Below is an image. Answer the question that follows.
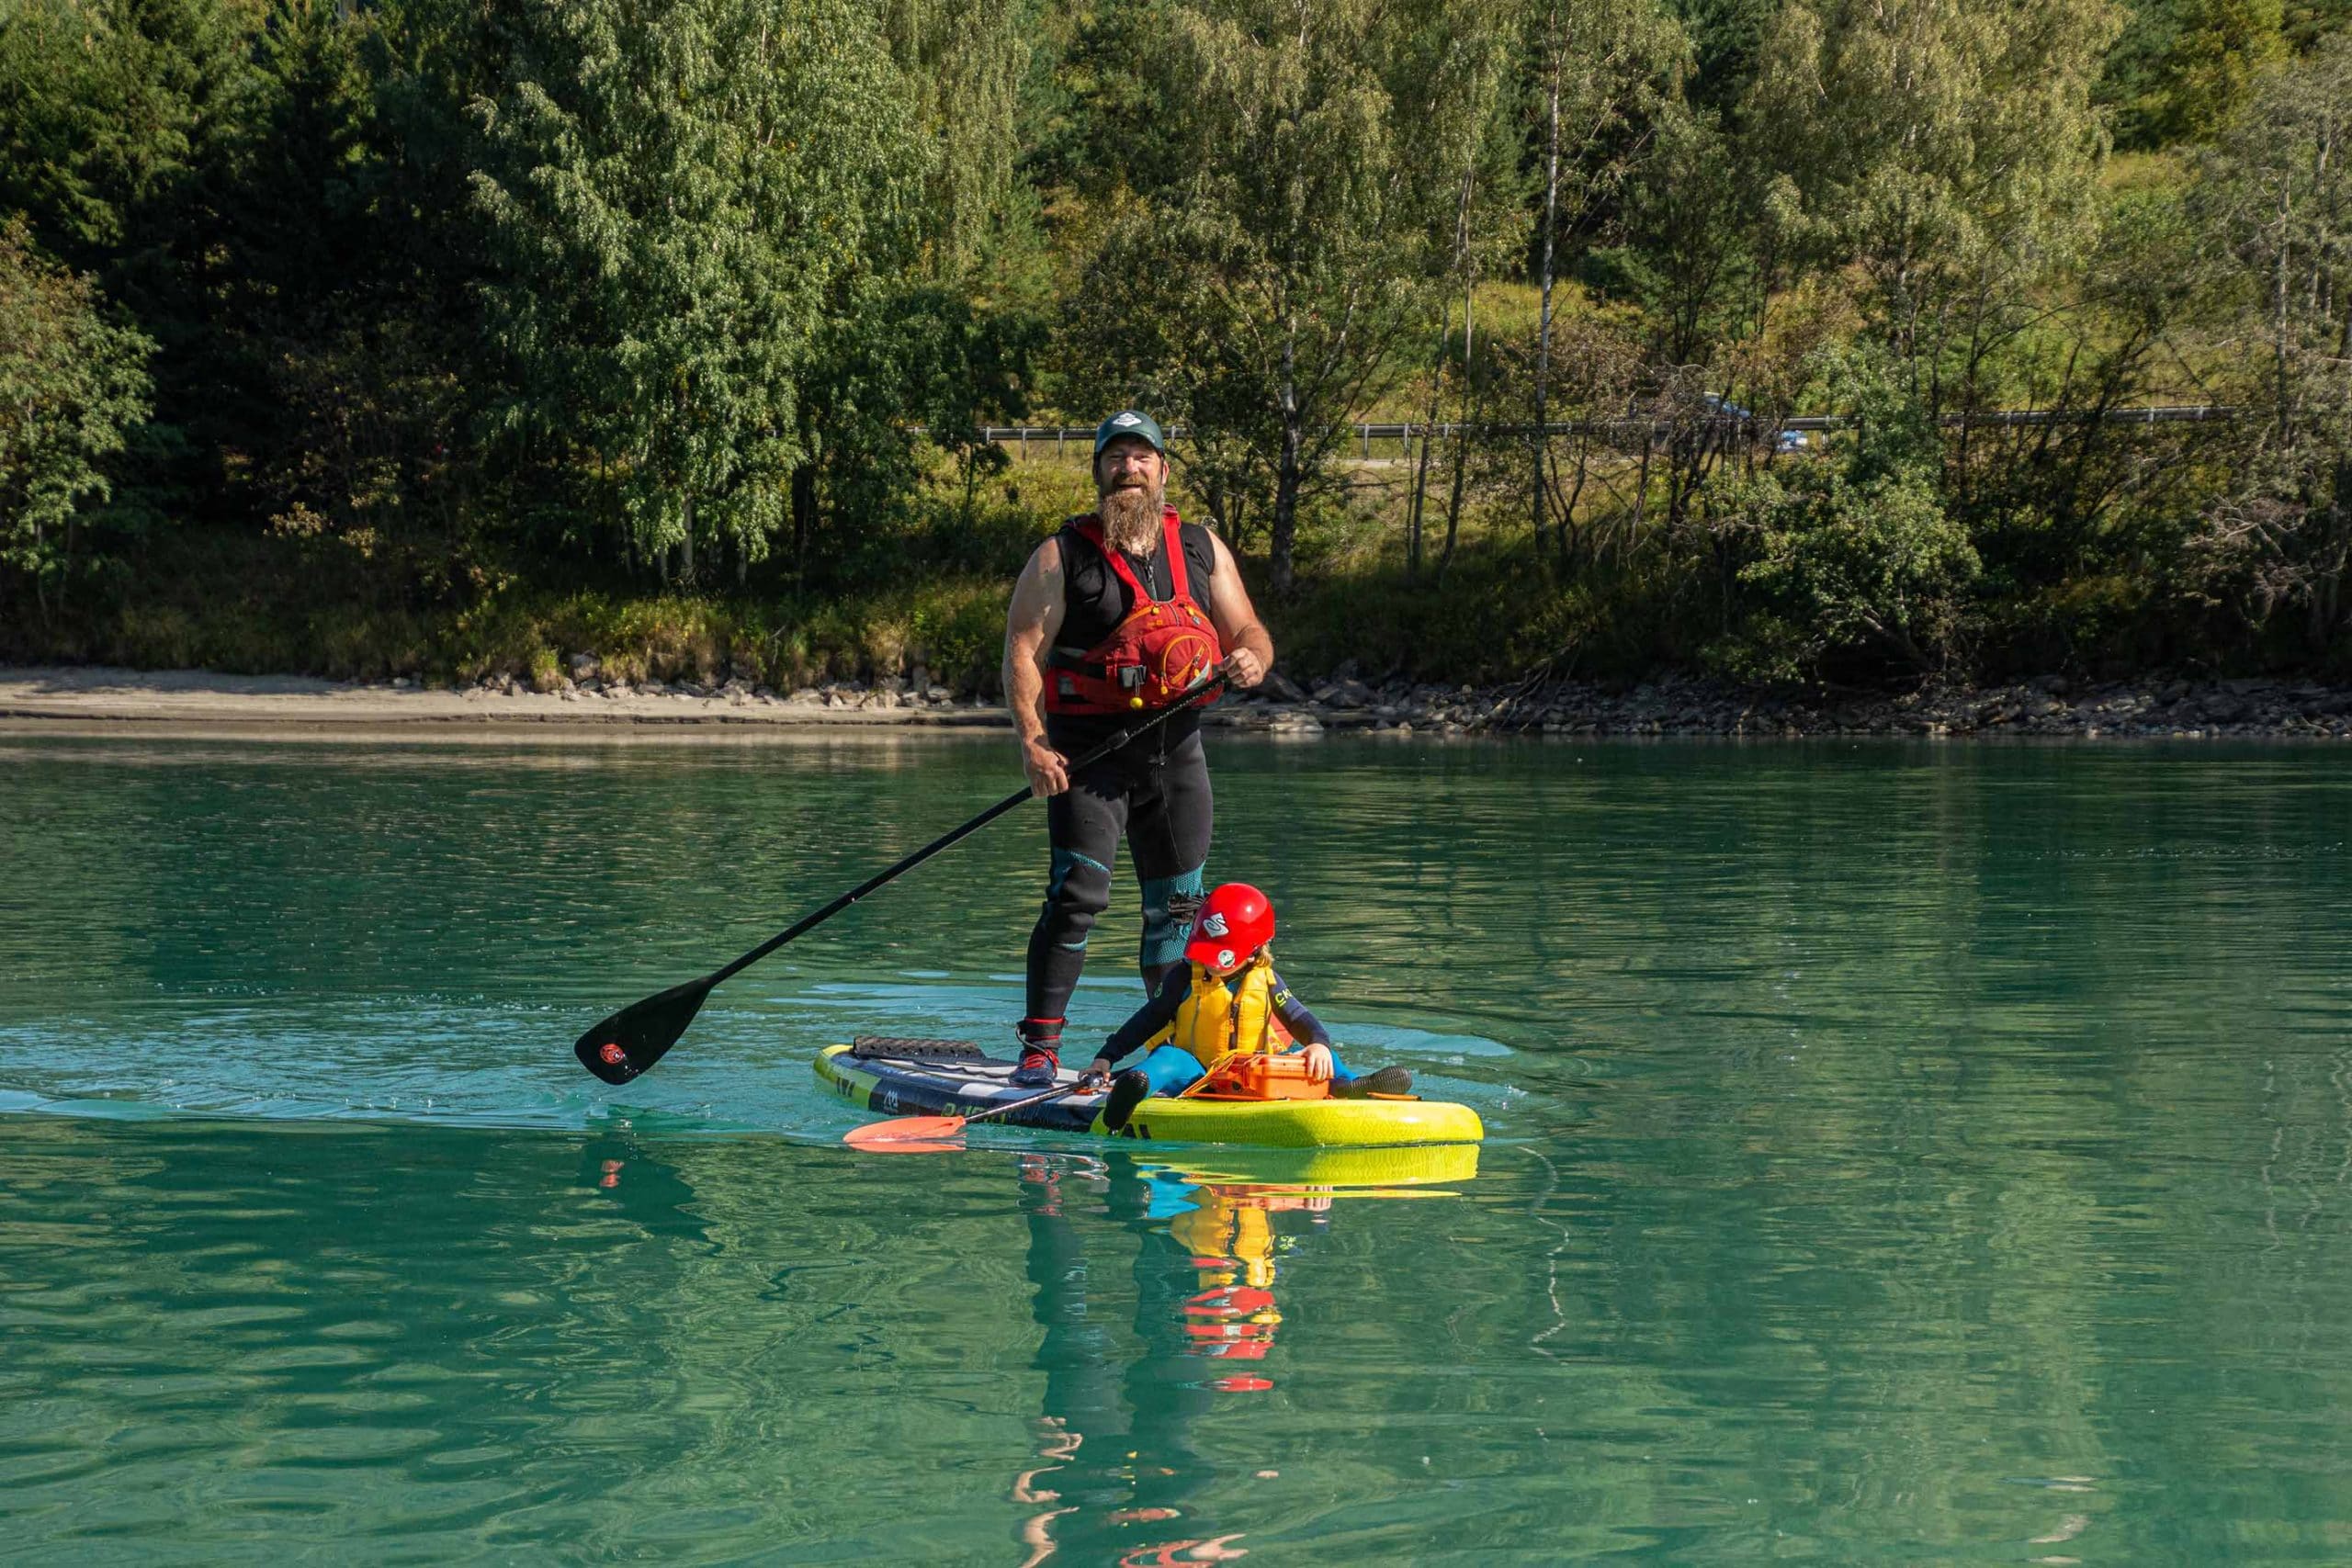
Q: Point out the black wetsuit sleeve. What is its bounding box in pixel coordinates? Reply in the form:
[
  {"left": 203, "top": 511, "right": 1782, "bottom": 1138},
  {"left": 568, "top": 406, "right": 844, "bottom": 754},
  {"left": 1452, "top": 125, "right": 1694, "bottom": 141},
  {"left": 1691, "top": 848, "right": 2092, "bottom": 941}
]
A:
[
  {"left": 1266, "top": 969, "right": 1333, "bottom": 1047},
  {"left": 1099, "top": 967, "right": 1188, "bottom": 1066}
]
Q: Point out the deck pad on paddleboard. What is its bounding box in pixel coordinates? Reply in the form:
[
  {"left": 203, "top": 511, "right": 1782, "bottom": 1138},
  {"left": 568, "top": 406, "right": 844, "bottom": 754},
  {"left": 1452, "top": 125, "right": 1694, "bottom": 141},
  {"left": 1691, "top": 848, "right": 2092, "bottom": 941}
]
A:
[{"left": 819, "top": 1040, "right": 1485, "bottom": 1148}]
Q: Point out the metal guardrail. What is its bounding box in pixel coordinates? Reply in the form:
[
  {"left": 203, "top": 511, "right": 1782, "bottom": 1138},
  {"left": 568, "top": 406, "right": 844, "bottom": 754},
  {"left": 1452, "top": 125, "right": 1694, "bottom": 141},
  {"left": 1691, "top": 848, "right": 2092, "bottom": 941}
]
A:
[{"left": 931, "top": 406, "right": 2241, "bottom": 455}]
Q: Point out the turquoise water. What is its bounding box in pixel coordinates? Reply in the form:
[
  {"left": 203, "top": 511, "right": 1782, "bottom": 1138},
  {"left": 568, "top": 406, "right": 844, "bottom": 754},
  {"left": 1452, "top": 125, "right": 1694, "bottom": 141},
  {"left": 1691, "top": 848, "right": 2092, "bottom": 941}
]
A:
[{"left": 4, "top": 732, "right": 2351, "bottom": 1561}]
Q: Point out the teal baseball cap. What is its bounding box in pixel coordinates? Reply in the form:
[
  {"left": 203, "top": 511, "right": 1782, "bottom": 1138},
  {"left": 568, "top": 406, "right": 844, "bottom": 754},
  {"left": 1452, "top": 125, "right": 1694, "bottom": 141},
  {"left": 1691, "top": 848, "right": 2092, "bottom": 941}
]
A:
[{"left": 1093, "top": 410, "right": 1166, "bottom": 457}]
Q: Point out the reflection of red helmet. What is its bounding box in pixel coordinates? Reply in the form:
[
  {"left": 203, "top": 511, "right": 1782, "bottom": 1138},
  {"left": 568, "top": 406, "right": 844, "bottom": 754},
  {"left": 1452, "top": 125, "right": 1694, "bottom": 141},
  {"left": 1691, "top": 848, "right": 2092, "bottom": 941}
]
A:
[{"left": 1185, "top": 883, "right": 1274, "bottom": 969}]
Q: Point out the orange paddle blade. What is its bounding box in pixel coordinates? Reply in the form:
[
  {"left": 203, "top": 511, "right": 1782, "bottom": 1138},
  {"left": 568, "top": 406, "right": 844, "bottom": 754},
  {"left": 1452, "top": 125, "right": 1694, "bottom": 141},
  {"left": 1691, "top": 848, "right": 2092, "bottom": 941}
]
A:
[{"left": 843, "top": 1115, "right": 968, "bottom": 1152}]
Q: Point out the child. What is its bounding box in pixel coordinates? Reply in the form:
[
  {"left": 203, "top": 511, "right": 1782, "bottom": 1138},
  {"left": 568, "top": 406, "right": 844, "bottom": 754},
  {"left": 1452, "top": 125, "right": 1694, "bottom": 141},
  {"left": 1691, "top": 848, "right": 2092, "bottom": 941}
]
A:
[{"left": 1080, "top": 882, "right": 1412, "bottom": 1132}]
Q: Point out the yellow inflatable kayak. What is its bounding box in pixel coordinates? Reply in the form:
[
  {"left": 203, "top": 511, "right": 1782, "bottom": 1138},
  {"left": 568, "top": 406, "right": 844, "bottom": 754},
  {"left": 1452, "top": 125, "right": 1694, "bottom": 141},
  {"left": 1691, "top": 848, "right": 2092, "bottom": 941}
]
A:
[{"left": 818, "top": 1038, "right": 1485, "bottom": 1149}]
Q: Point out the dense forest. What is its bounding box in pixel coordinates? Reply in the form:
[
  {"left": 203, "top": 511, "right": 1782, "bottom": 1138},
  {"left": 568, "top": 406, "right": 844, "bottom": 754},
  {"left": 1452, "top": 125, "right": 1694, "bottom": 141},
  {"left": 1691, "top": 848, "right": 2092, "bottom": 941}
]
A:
[{"left": 1, "top": 0, "right": 2347, "bottom": 691}]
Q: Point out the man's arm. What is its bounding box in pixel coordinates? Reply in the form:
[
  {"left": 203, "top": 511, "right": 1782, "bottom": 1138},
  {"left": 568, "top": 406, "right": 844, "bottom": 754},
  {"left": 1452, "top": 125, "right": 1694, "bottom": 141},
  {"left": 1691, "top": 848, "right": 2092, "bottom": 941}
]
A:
[
  {"left": 1003, "top": 537, "right": 1069, "bottom": 796},
  {"left": 1204, "top": 532, "right": 1272, "bottom": 689}
]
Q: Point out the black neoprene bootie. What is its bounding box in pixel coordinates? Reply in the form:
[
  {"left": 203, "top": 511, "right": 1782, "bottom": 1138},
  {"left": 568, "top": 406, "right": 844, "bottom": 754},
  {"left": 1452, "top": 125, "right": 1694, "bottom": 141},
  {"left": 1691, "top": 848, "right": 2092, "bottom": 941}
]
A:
[
  {"left": 1103, "top": 1070, "right": 1151, "bottom": 1132},
  {"left": 1334, "top": 1066, "right": 1413, "bottom": 1099}
]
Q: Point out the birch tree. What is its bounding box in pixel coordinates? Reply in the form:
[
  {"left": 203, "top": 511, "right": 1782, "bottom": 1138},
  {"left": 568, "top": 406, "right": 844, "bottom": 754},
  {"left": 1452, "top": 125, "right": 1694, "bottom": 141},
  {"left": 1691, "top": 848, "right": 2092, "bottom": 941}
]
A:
[
  {"left": 2193, "top": 38, "right": 2352, "bottom": 649},
  {"left": 1524, "top": 0, "right": 1682, "bottom": 556},
  {"left": 1068, "top": 0, "right": 1487, "bottom": 592},
  {"left": 1743, "top": 0, "right": 2121, "bottom": 412}
]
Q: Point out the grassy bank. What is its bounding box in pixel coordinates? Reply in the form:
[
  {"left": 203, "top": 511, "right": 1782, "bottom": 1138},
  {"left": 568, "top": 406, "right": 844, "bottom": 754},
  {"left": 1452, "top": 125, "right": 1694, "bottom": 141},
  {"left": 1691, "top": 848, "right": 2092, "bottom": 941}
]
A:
[
  {"left": 5, "top": 423, "right": 2336, "bottom": 695},
  {"left": 0, "top": 528, "right": 1016, "bottom": 694}
]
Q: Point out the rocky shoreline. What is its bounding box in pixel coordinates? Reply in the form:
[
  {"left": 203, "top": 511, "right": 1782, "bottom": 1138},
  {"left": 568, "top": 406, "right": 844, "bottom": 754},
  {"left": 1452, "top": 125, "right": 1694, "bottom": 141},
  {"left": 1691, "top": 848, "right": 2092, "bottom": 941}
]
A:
[
  {"left": 1235, "top": 668, "right": 2352, "bottom": 739},
  {"left": 1238, "top": 667, "right": 2352, "bottom": 739},
  {"left": 4, "top": 662, "right": 2348, "bottom": 739}
]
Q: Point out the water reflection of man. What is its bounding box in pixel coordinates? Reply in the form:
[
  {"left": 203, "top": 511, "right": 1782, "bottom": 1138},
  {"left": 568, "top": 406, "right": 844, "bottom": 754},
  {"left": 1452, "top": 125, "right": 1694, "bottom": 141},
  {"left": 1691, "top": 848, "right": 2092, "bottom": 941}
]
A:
[{"left": 1014, "top": 1153, "right": 1312, "bottom": 1565}]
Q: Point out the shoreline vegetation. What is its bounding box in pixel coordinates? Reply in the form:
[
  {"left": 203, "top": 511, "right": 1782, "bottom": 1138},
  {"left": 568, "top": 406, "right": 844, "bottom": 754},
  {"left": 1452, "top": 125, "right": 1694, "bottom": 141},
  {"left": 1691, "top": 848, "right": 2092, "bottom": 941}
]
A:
[
  {"left": 8, "top": 664, "right": 2348, "bottom": 740},
  {"left": 5, "top": 3, "right": 2348, "bottom": 696}
]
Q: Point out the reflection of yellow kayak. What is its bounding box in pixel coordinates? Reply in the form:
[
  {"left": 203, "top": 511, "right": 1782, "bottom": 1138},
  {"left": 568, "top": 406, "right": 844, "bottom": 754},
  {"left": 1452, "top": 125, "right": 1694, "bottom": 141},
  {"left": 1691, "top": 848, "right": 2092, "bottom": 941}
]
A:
[
  {"left": 818, "top": 1041, "right": 1486, "bottom": 1149},
  {"left": 1149, "top": 1142, "right": 1479, "bottom": 1190}
]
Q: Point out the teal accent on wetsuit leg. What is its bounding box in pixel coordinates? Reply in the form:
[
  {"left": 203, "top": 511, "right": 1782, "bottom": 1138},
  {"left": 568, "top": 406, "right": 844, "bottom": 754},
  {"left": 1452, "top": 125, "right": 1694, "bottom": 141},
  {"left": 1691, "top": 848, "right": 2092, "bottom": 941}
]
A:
[
  {"left": 1050, "top": 848, "right": 1112, "bottom": 893},
  {"left": 1139, "top": 1043, "right": 1205, "bottom": 1097},
  {"left": 1138, "top": 863, "right": 1207, "bottom": 969}
]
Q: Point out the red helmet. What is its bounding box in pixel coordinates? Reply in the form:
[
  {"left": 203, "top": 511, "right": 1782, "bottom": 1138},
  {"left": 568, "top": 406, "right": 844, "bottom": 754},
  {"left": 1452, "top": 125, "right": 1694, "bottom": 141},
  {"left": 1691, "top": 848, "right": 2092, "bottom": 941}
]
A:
[{"left": 1185, "top": 883, "right": 1274, "bottom": 969}]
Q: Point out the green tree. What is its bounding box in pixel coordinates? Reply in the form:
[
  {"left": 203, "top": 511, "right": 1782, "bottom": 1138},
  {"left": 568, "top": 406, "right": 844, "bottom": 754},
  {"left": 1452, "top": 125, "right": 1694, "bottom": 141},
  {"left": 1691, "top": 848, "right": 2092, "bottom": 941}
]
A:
[
  {"left": 1402, "top": 0, "right": 1525, "bottom": 577},
  {"left": 0, "top": 0, "right": 271, "bottom": 527},
  {"left": 0, "top": 220, "right": 155, "bottom": 615},
  {"left": 1608, "top": 104, "right": 1750, "bottom": 372},
  {"left": 2283, "top": 0, "right": 2352, "bottom": 49},
  {"left": 0, "top": 0, "right": 265, "bottom": 265},
  {"left": 2168, "top": 0, "right": 2288, "bottom": 139},
  {"left": 1523, "top": 0, "right": 1685, "bottom": 558},
  {"left": 1668, "top": 0, "right": 1777, "bottom": 111},
  {"left": 1712, "top": 347, "right": 1979, "bottom": 677},
  {"left": 1065, "top": 0, "right": 1491, "bottom": 592},
  {"left": 883, "top": 0, "right": 1038, "bottom": 280},
  {"left": 2191, "top": 38, "right": 2352, "bottom": 654},
  {"left": 470, "top": 0, "right": 919, "bottom": 580},
  {"left": 1744, "top": 0, "right": 2121, "bottom": 406},
  {"left": 2110, "top": 0, "right": 2290, "bottom": 144}
]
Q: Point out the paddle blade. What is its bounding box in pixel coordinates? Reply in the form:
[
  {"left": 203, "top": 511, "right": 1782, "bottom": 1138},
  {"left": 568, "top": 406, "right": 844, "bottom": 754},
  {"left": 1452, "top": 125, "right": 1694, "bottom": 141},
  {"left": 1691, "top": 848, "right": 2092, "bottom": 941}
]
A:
[
  {"left": 843, "top": 1115, "right": 968, "bottom": 1153},
  {"left": 572, "top": 976, "right": 715, "bottom": 1085}
]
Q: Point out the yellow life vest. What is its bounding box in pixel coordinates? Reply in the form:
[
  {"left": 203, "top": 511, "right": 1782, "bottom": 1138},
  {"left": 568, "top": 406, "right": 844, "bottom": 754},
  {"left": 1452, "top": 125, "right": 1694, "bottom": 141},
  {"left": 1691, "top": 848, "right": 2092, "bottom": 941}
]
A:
[{"left": 1149, "top": 953, "right": 1278, "bottom": 1067}]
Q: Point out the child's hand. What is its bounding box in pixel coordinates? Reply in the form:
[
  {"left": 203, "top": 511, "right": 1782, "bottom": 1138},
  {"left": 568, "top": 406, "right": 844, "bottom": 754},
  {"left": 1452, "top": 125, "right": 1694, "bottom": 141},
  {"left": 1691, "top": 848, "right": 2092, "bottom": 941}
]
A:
[{"left": 1302, "top": 1043, "right": 1334, "bottom": 1082}]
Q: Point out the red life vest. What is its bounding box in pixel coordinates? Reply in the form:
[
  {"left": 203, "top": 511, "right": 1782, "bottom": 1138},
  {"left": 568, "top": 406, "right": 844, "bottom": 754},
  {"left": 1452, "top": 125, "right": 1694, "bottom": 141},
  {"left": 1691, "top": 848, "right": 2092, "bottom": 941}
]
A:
[{"left": 1046, "top": 508, "right": 1224, "bottom": 716}]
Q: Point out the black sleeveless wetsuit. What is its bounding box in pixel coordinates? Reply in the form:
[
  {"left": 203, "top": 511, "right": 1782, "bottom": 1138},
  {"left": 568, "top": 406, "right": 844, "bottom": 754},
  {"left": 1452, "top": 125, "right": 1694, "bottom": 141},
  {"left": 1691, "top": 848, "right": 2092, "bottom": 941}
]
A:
[{"left": 1022, "top": 518, "right": 1220, "bottom": 1044}]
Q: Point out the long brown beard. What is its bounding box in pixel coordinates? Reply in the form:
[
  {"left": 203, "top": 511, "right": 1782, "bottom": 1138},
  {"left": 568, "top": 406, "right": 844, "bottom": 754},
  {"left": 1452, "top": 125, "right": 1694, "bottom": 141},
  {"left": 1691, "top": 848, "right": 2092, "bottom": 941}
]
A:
[{"left": 1097, "top": 480, "right": 1166, "bottom": 556}]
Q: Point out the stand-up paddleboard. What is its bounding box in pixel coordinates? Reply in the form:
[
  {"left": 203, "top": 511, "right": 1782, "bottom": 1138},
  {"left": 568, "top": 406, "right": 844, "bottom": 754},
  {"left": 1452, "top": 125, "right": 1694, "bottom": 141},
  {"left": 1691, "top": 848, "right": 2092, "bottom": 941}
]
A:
[{"left": 819, "top": 1038, "right": 1485, "bottom": 1149}]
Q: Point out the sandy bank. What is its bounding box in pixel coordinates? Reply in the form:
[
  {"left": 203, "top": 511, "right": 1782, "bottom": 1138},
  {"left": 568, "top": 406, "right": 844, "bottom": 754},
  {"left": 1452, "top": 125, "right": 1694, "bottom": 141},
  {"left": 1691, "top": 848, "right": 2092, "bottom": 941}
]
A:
[
  {"left": 5, "top": 664, "right": 2349, "bottom": 740},
  {"left": 0, "top": 666, "right": 1002, "bottom": 732}
]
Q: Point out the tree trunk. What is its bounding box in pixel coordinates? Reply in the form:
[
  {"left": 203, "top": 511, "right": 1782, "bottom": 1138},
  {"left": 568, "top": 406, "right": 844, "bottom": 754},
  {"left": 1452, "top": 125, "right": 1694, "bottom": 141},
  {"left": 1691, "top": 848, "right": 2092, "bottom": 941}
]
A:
[
  {"left": 1272, "top": 422, "right": 1302, "bottom": 595},
  {"left": 1439, "top": 371, "right": 1484, "bottom": 581},
  {"left": 2274, "top": 184, "right": 2295, "bottom": 446},
  {"left": 1407, "top": 303, "right": 1450, "bottom": 580},
  {"left": 1531, "top": 17, "right": 1564, "bottom": 556},
  {"left": 1631, "top": 427, "right": 1654, "bottom": 550},
  {"left": 1559, "top": 433, "right": 1591, "bottom": 562},
  {"left": 1272, "top": 324, "right": 1300, "bottom": 593},
  {"left": 790, "top": 438, "right": 817, "bottom": 589}
]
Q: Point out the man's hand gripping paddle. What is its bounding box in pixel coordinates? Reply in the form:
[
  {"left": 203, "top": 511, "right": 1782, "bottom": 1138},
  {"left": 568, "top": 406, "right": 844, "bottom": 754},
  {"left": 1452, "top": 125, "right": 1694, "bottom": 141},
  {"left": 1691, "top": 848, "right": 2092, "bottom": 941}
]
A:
[{"left": 571, "top": 670, "right": 1227, "bottom": 1088}]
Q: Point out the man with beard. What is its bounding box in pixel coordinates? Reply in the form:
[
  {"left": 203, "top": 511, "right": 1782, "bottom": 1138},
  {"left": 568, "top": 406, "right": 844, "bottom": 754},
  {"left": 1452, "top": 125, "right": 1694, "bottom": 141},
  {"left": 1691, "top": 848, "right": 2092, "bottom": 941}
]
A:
[{"left": 1001, "top": 411, "right": 1273, "bottom": 1086}]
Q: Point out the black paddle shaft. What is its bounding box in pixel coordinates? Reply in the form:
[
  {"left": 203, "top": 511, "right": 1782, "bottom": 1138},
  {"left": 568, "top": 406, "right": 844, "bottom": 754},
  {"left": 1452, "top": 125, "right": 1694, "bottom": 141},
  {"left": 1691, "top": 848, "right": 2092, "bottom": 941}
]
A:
[
  {"left": 962, "top": 1079, "right": 1089, "bottom": 1129},
  {"left": 573, "top": 670, "right": 1227, "bottom": 1085}
]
